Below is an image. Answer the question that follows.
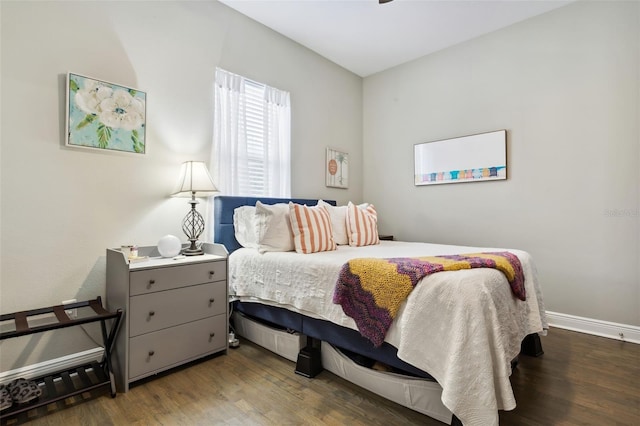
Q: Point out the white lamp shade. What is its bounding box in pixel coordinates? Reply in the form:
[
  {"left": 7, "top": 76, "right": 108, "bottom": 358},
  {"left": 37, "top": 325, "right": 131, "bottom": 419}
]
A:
[{"left": 172, "top": 161, "right": 218, "bottom": 197}]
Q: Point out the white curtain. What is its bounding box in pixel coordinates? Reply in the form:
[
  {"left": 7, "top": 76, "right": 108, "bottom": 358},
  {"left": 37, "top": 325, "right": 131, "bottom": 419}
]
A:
[
  {"left": 264, "top": 85, "right": 291, "bottom": 198},
  {"left": 211, "top": 68, "right": 291, "bottom": 197},
  {"left": 211, "top": 68, "right": 247, "bottom": 196}
]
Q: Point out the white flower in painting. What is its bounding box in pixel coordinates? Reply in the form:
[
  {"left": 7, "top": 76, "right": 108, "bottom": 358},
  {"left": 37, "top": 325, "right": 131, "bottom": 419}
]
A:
[
  {"left": 98, "top": 89, "right": 145, "bottom": 131},
  {"left": 74, "top": 80, "right": 113, "bottom": 115}
]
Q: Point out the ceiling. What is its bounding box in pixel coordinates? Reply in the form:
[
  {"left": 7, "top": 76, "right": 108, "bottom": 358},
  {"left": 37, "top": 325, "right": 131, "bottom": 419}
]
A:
[{"left": 219, "top": 0, "right": 574, "bottom": 77}]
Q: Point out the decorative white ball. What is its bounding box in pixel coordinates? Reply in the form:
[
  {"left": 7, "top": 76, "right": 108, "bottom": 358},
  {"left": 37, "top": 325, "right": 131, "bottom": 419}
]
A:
[{"left": 157, "top": 235, "right": 182, "bottom": 258}]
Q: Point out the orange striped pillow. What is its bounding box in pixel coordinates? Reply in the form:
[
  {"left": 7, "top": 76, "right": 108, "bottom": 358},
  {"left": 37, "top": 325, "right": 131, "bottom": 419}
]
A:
[
  {"left": 346, "top": 202, "right": 380, "bottom": 247},
  {"left": 289, "top": 203, "right": 337, "bottom": 254}
]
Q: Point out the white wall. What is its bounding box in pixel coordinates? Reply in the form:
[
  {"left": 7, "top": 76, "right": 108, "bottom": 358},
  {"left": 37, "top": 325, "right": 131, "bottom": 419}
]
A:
[
  {"left": 0, "top": 0, "right": 362, "bottom": 370},
  {"left": 2, "top": 0, "right": 636, "bottom": 374},
  {"left": 363, "top": 0, "right": 639, "bottom": 326}
]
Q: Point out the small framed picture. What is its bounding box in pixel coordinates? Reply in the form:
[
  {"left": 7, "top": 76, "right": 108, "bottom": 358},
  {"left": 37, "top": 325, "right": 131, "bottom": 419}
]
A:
[
  {"left": 66, "top": 72, "right": 147, "bottom": 154},
  {"left": 326, "top": 147, "right": 349, "bottom": 189}
]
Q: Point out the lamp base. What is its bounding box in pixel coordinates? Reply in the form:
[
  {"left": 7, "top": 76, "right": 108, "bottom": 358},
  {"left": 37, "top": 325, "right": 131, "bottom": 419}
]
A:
[
  {"left": 182, "top": 247, "right": 204, "bottom": 256},
  {"left": 181, "top": 193, "right": 206, "bottom": 256}
]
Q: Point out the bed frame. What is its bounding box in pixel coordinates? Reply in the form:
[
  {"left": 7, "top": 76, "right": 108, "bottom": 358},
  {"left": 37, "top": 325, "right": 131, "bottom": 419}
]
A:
[{"left": 213, "top": 195, "right": 543, "bottom": 426}]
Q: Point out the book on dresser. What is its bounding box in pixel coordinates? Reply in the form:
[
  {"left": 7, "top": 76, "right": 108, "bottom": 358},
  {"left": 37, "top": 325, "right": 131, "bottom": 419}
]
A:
[{"left": 106, "top": 242, "right": 228, "bottom": 392}]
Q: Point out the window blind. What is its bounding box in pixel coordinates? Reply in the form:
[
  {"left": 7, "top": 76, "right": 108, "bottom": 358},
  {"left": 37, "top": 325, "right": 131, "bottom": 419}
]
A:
[{"left": 212, "top": 68, "right": 291, "bottom": 198}]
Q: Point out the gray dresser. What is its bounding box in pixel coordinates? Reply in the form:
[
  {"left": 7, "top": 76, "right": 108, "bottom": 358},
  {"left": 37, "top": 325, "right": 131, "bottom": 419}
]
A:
[{"left": 106, "top": 242, "right": 228, "bottom": 392}]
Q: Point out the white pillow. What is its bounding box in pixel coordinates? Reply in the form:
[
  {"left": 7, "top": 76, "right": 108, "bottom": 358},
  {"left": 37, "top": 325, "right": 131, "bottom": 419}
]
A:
[
  {"left": 346, "top": 202, "right": 380, "bottom": 247},
  {"left": 289, "top": 202, "right": 336, "bottom": 254},
  {"left": 254, "top": 201, "right": 294, "bottom": 253},
  {"left": 233, "top": 206, "right": 258, "bottom": 248},
  {"left": 318, "top": 200, "right": 349, "bottom": 245}
]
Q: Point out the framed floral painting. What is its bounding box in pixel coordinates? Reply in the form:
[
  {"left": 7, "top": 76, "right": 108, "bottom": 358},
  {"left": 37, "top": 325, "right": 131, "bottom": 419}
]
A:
[
  {"left": 326, "top": 147, "right": 348, "bottom": 189},
  {"left": 66, "top": 72, "right": 146, "bottom": 154}
]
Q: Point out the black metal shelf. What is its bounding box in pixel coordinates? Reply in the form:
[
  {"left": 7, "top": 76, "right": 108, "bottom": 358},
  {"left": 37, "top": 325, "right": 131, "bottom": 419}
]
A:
[{"left": 0, "top": 297, "right": 122, "bottom": 421}]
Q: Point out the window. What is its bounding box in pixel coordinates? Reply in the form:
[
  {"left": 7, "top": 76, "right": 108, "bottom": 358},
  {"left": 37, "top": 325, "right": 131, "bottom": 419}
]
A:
[{"left": 211, "top": 68, "right": 291, "bottom": 197}]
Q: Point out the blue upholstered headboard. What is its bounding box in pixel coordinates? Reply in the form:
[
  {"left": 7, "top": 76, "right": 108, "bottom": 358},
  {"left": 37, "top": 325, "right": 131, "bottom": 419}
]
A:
[{"left": 213, "top": 196, "right": 336, "bottom": 254}]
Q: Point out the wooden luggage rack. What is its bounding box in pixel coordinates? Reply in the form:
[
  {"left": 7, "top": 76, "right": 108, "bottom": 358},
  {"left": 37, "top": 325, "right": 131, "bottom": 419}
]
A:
[{"left": 0, "top": 297, "right": 122, "bottom": 421}]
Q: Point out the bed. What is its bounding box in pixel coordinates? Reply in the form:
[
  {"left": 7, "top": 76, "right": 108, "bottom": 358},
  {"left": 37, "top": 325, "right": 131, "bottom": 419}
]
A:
[{"left": 213, "top": 195, "right": 547, "bottom": 426}]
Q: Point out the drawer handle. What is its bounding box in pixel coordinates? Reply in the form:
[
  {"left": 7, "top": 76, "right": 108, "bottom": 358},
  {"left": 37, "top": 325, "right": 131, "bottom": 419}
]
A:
[
  {"left": 209, "top": 332, "right": 215, "bottom": 341},
  {"left": 148, "top": 350, "right": 155, "bottom": 357},
  {"left": 148, "top": 279, "right": 155, "bottom": 288},
  {"left": 209, "top": 298, "right": 215, "bottom": 305},
  {"left": 148, "top": 311, "right": 155, "bottom": 317},
  {"left": 209, "top": 271, "right": 215, "bottom": 277}
]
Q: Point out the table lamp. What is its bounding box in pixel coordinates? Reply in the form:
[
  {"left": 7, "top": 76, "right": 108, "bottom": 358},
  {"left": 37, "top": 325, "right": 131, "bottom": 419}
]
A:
[{"left": 172, "top": 161, "right": 218, "bottom": 255}]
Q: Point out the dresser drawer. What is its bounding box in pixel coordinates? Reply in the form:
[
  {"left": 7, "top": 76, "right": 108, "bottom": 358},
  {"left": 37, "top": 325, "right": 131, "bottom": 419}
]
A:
[
  {"left": 128, "top": 315, "right": 226, "bottom": 380},
  {"left": 129, "top": 281, "right": 227, "bottom": 337},
  {"left": 130, "top": 261, "right": 226, "bottom": 296}
]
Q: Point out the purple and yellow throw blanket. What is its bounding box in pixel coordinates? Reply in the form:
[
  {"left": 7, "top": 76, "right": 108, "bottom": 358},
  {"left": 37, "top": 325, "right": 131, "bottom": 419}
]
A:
[{"left": 332, "top": 252, "right": 525, "bottom": 347}]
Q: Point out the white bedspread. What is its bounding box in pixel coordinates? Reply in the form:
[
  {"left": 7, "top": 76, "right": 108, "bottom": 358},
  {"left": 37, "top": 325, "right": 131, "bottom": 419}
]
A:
[{"left": 229, "top": 241, "right": 547, "bottom": 426}]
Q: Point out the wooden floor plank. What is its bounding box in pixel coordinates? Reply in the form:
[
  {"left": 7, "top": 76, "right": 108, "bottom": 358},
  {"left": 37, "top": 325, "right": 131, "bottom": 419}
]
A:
[{"left": 3, "top": 327, "right": 639, "bottom": 425}]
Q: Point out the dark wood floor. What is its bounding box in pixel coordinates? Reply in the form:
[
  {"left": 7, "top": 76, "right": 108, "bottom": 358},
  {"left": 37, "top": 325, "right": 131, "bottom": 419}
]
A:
[{"left": 3, "top": 327, "right": 639, "bottom": 425}]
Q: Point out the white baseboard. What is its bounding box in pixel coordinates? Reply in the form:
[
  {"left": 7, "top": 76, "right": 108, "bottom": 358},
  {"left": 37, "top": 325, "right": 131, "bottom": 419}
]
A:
[
  {"left": 0, "top": 347, "right": 104, "bottom": 383},
  {"left": 546, "top": 311, "right": 640, "bottom": 344},
  {"left": 2, "top": 312, "right": 637, "bottom": 383}
]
